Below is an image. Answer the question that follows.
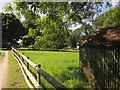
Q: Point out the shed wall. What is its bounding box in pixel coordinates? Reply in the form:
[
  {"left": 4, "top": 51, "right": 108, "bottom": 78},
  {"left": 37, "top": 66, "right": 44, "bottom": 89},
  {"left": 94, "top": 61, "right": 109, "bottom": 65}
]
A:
[{"left": 80, "top": 47, "right": 120, "bottom": 89}]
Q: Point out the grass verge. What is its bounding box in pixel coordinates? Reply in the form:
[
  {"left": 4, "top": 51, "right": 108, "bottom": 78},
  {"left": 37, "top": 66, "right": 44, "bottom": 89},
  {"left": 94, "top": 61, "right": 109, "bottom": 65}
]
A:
[
  {"left": 0, "top": 51, "right": 5, "bottom": 62},
  {"left": 0, "top": 51, "right": 2, "bottom": 61},
  {"left": 7, "top": 50, "right": 28, "bottom": 88}
]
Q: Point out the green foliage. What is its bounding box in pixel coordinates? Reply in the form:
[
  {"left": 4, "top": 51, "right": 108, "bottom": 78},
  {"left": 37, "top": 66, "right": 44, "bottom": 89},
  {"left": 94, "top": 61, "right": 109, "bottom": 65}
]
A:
[
  {"left": 34, "top": 28, "right": 67, "bottom": 50},
  {"left": 24, "top": 15, "right": 68, "bottom": 50},
  {"left": 28, "top": 28, "right": 38, "bottom": 38},
  {"left": 94, "top": 6, "right": 120, "bottom": 29},
  {"left": 22, "top": 28, "right": 41, "bottom": 47},
  {"left": 9, "top": 5, "right": 42, "bottom": 48},
  {"left": 3, "top": 3, "right": 13, "bottom": 13},
  {"left": 11, "top": 2, "right": 111, "bottom": 49},
  {"left": 69, "top": 23, "right": 95, "bottom": 47},
  {"left": 1, "top": 13, "right": 25, "bottom": 48}
]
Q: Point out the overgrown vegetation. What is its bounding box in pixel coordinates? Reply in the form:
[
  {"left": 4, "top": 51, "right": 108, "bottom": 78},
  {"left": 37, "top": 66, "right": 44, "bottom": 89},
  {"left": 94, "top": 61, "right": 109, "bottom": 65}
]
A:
[
  {"left": 7, "top": 51, "right": 28, "bottom": 88},
  {"left": 21, "top": 50, "right": 90, "bottom": 88}
]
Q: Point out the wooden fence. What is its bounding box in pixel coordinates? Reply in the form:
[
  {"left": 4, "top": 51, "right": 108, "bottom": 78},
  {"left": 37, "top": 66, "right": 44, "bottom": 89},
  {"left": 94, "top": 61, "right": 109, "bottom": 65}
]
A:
[{"left": 12, "top": 47, "right": 66, "bottom": 89}]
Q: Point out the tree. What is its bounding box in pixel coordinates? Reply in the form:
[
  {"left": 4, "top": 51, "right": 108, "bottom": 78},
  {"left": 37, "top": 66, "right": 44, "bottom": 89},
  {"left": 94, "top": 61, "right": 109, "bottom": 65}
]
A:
[
  {"left": 12, "top": 2, "right": 111, "bottom": 49},
  {"left": 14, "top": 2, "right": 104, "bottom": 29},
  {"left": 34, "top": 16, "right": 68, "bottom": 50},
  {"left": 2, "top": 13, "right": 25, "bottom": 48},
  {"left": 93, "top": 6, "right": 120, "bottom": 29},
  {"left": 22, "top": 28, "right": 41, "bottom": 47}
]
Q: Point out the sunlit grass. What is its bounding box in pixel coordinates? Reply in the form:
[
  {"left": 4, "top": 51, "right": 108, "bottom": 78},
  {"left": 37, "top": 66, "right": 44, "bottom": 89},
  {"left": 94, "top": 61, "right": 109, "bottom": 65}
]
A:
[{"left": 21, "top": 50, "right": 90, "bottom": 89}]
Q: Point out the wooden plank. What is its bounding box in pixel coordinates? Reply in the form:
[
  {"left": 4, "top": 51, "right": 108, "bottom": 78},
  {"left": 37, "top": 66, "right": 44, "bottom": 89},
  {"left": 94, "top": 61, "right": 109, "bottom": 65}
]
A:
[
  {"left": 12, "top": 50, "right": 33, "bottom": 89},
  {"left": 36, "top": 67, "right": 66, "bottom": 89},
  {"left": 12, "top": 50, "right": 41, "bottom": 89},
  {"left": 12, "top": 47, "right": 36, "bottom": 68},
  {"left": 21, "top": 54, "right": 36, "bottom": 68}
]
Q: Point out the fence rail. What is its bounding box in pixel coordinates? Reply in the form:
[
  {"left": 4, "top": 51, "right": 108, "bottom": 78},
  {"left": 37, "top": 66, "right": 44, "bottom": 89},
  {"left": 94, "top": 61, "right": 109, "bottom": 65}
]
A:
[{"left": 12, "top": 47, "right": 66, "bottom": 89}]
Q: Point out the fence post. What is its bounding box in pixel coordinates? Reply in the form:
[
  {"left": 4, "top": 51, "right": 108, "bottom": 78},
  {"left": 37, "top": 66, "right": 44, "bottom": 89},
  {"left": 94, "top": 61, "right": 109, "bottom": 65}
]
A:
[
  {"left": 19, "top": 53, "right": 21, "bottom": 60},
  {"left": 27, "top": 57, "right": 29, "bottom": 70},
  {"left": 37, "top": 64, "right": 41, "bottom": 84},
  {"left": 22, "top": 53, "right": 24, "bottom": 63},
  {"left": 26, "top": 57, "right": 30, "bottom": 80}
]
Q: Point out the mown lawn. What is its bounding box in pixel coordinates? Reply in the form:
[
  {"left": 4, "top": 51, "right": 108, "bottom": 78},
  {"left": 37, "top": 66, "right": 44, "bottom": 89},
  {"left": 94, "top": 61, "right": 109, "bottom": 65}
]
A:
[
  {"left": 21, "top": 50, "right": 90, "bottom": 89},
  {"left": 7, "top": 51, "right": 28, "bottom": 88}
]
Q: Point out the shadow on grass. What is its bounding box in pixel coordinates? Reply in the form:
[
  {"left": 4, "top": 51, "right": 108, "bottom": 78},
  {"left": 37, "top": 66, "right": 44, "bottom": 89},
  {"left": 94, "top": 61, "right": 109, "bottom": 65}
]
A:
[{"left": 56, "top": 66, "right": 90, "bottom": 89}]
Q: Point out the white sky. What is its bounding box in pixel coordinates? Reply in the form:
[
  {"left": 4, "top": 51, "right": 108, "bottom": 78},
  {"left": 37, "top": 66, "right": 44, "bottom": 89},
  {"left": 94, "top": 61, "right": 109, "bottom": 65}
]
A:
[
  {"left": 111, "top": 0, "right": 119, "bottom": 7},
  {"left": 0, "top": 0, "right": 11, "bottom": 12}
]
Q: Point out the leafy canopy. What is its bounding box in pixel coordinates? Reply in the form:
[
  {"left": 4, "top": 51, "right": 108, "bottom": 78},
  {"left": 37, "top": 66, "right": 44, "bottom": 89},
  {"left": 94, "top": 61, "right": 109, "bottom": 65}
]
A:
[{"left": 4, "top": 2, "right": 111, "bottom": 49}]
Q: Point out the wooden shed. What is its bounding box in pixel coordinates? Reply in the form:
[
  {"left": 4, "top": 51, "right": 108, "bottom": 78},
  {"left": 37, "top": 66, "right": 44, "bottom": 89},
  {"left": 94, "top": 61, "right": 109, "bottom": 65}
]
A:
[{"left": 79, "top": 27, "right": 120, "bottom": 89}]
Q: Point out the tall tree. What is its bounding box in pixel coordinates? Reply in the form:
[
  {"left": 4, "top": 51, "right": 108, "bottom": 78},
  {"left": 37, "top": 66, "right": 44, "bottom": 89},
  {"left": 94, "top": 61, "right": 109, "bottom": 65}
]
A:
[{"left": 2, "top": 13, "right": 25, "bottom": 48}]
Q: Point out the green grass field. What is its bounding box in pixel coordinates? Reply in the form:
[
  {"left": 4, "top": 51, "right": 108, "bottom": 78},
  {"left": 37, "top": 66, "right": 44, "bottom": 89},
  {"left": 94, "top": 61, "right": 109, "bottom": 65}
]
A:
[
  {"left": 7, "top": 51, "right": 28, "bottom": 88},
  {"left": 20, "top": 50, "right": 90, "bottom": 88}
]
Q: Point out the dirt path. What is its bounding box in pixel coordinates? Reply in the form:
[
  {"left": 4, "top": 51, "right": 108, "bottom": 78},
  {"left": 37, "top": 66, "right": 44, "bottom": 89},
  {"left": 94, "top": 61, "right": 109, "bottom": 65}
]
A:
[{"left": 0, "top": 51, "right": 9, "bottom": 89}]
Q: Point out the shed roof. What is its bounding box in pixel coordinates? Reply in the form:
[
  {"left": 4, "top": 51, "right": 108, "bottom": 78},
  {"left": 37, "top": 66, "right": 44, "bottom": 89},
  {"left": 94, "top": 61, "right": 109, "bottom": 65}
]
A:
[{"left": 80, "top": 27, "right": 120, "bottom": 48}]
